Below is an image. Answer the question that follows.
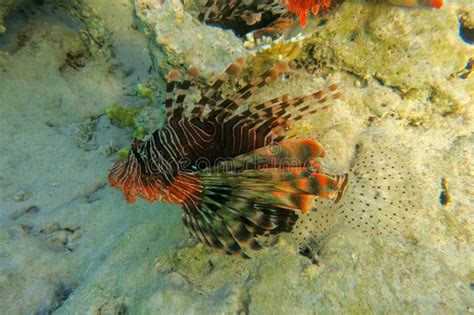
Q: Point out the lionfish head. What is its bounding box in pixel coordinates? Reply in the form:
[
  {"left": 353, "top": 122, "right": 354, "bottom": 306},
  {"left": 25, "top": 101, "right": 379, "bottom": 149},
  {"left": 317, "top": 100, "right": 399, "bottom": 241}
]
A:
[{"left": 108, "top": 140, "right": 165, "bottom": 204}]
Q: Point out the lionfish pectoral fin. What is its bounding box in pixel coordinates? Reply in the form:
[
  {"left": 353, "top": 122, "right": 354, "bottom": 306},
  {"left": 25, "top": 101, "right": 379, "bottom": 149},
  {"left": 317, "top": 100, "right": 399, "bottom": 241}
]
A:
[
  {"left": 185, "top": 171, "right": 303, "bottom": 257},
  {"left": 208, "top": 139, "right": 326, "bottom": 172},
  {"left": 186, "top": 167, "right": 349, "bottom": 257},
  {"left": 271, "top": 170, "right": 349, "bottom": 210}
]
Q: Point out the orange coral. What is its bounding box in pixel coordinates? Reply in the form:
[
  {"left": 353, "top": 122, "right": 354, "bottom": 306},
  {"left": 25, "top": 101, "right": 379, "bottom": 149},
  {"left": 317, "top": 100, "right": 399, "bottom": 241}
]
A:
[{"left": 282, "top": 0, "right": 332, "bottom": 28}]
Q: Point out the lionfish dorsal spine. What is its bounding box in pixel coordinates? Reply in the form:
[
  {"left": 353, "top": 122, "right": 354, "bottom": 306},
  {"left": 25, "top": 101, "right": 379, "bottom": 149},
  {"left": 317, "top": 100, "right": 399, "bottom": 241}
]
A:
[
  {"left": 210, "top": 60, "right": 290, "bottom": 122},
  {"left": 191, "top": 56, "right": 246, "bottom": 118}
]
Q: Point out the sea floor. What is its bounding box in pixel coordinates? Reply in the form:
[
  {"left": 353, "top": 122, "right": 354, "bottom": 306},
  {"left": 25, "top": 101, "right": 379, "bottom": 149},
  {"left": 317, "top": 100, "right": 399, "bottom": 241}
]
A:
[{"left": 0, "top": 0, "right": 473, "bottom": 314}]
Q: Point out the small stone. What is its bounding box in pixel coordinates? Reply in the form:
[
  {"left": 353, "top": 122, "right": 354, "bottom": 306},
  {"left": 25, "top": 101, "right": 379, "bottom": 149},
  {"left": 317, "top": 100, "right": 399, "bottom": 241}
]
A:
[
  {"left": 40, "top": 223, "right": 61, "bottom": 235},
  {"left": 19, "top": 224, "right": 33, "bottom": 235},
  {"left": 155, "top": 257, "right": 174, "bottom": 275},
  {"left": 168, "top": 272, "right": 186, "bottom": 286},
  {"left": 302, "top": 264, "right": 319, "bottom": 280},
  {"left": 101, "top": 141, "right": 117, "bottom": 157},
  {"left": 51, "top": 230, "right": 68, "bottom": 245},
  {"left": 13, "top": 190, "right": 31, "bottom": 202},
  {"left": 62, "top": 224, "right": 76, "bottom": 232},
  {"left": 70, "top": 230, "right": 82, "bottom": 241},
  {"left": 24, "top": 205, "right": 39, "bottom": 214},
  {"left": 354, "top": 80, "right": 362, "bottom": 88},
  {"left": 9, "top": 205, "right": 39, "bottom": 220}
]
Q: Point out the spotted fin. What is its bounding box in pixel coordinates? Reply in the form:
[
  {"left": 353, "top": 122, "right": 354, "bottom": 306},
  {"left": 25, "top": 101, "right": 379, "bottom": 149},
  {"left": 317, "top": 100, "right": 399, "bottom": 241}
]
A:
[{"left": 290, "top": 136, "right": 425, "bottom": 254}]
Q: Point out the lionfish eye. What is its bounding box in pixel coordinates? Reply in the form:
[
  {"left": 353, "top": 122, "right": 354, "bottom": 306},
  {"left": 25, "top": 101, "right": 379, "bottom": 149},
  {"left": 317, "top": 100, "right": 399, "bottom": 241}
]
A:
[
  {"left": 130, "top": 140, "right": 146, "bottom": 161},
  {"left": 131, "top": 147, "right": 141, "bottom": 160}
]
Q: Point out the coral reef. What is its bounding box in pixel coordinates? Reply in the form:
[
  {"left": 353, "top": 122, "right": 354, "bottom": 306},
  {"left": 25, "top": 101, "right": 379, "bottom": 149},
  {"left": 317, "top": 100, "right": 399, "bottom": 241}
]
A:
[
  {"left": 300, "top": 0, "right": 473, "bottom": 93},
  {"left": 132, "top": 0, "right": 247, "bottom": 77},
  {"left": 248, "top": 34, "right": 306, "bottom": 71}
]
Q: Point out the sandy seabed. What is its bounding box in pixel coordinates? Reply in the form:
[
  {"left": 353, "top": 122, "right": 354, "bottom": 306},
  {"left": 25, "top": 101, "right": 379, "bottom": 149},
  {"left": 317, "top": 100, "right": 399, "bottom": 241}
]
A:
[{"left": 0, "top": 0, "right": 473, "bottom": 314}]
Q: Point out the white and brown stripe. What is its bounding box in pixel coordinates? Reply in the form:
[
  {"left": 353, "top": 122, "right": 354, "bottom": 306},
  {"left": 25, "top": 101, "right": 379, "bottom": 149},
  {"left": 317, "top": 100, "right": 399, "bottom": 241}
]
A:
[{"left": 108, "top": 58, "right": 345, "bottom": 258}]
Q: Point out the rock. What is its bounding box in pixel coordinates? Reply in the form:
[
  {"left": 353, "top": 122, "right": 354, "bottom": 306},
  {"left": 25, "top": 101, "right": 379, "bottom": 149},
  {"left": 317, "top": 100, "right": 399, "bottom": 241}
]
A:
[
  {"left": 40, "top": 223, "right": 61, "bottom": 235},
  {"left": 9, "top": 205, "right": 39, "bottom": 220},
  {"left": 23, "top": 205, "right": 39, "bottom": 214},
  {"left": 131, "top": 0, "right": 247, "bottom": 78},
  {"left": 0, "top": 0, "right": 27, "bottom": 34},
  {"left": 302, "top": 0, "right": 474, "bottom": 94},
  {"left": 51, "top": 230, "right": 69, "bottom": 246},
  {"left": 13, "top": 190, "right": 31, "bottom": 202}
]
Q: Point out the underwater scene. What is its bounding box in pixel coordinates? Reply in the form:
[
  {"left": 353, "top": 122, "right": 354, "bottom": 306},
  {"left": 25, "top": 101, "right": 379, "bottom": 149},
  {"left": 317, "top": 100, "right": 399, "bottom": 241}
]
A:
[{"left": 0, "top": 0, "right": 473, "bottom": 313}]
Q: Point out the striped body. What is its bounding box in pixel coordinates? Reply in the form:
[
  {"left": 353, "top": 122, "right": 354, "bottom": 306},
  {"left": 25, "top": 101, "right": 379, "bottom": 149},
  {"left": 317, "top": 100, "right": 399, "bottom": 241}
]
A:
[
  {"left": 196, "top": 0, "right": 299, "bottom": 38},
  {"left": 198, "top": 0, "right": 287, "bottom": 35},
  {"left": 109, "top": 58, "right": 348, "bottom": 257}
]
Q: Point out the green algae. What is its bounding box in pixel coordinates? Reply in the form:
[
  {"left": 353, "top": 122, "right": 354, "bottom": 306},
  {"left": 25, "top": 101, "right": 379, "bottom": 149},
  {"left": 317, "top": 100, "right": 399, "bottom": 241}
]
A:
[
  {"left": 106, "top": 104, "right": 149, "bottom": 157},
  {"left": 105, "top": 79, "right": 162, "bottom": 158},
  {"left": 106, "top": 104, "right": 141, "bottom": 128},
  {"left": 136, "top": 83, "right": 154, "bottom": 102}
]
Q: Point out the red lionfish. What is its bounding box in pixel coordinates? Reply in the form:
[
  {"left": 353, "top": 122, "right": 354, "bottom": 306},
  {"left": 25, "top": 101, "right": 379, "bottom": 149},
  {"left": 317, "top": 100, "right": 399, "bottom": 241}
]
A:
[
  {"left": 196, "top": 0, "right": 335, "bottom": 39},
  {"left": 109, "top": 58, "right": 348, "bottom": 258},
  {"left": 197, "top": 0, "right": 293, "bottom": 38}
]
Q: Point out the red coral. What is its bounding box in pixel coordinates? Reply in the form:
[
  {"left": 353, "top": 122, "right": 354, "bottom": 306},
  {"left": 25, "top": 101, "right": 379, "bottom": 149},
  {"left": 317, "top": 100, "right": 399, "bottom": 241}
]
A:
[{"left": 282, "top": 0, "right": 332, "bottom": 28}]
